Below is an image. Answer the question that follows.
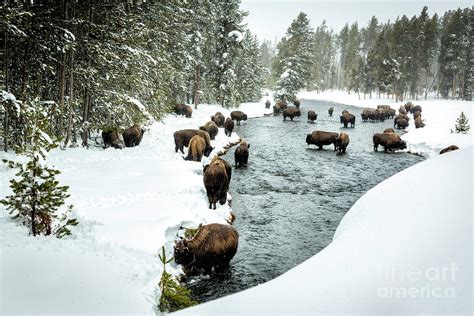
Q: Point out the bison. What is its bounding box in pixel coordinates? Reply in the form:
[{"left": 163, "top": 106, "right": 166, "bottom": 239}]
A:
[
  {"left": 404, "top": 102, "right": 413, "bottom": 113},
  {"left": 307, "top": 110, "right": 317, "bottom": 123},
  {"left": 273, "top": 104, "right": 281, "bottom": 115},
  {"left": 224, "top": 117, "right": 234, "bottom": 137},
  {"left": 234, "top": 140, "right": 250, "bottom": 168},
  {"left": 203, "top": 157, "right": 231, "bottom": 209},
  {"left": 411, "top": 105, "right": 422, "bottom": 114},
  {"left": 265, "top": 100, "right": 271, "bottom": 109},
  {"left": 413, "top": 111, "right": 422, "bottom": 120},
  {"left": 282, "top": 108, "right": 301, "bottom": 121},
  {"left": 276, "top": 100, "right": 288, "bottom": 110},
  {"left": 328, "top": 107, "right": 334, "bottom": 117},
  {"left": 293, "top": 99, "right": 301, "bottom": 108},
  {"left": 399, "top": 105, "right": 407, "bottom": 115},
  {"left": 175, "top": 103, "right": 192, "bottom": 118},
  {"left": 340, "top": 112, "right": 355, "bottom": 128},
  {"left": 306, "top": 131, "right": 339, "bottom": 150},
  {"left": 415, "top": 116, "right": 425, "bottom": 129},
  {"left": 102, "top": 128, "right": 124, "bottom": 149},
  {"left": 183, "top": 135, "right": 206, "bottom": 162},
  {"left": 383, "top": 128, "right": 396, "bottom": 134},
  {"left": 373, "top": 133, "right": 407, "bottom": 153},
  {"left": 335, "top": 132, "right": 349, "bottom": 155},
  {"left": 230, "top": 110, "right": 248, "bottom": 126},
  {"left": 122, "top": 124, "right": 145, "bottom": 147},
  {"left": 439, "top": 145, "right": 459, "bottom": 155},
  {"left": 199, "top": 121, "right": 219, "bottom": 140},
  {"left": 211, "top": 112, "right": 225, "bottom": 127},
  {"left": 174, "top": 223, "right": 238, "bottom": 275},
  {"left": 395, "top": 118, "right": 409, "bottom": 129},
  {"left": 173, "top": 129, "right": 213, "bottom": 156}
]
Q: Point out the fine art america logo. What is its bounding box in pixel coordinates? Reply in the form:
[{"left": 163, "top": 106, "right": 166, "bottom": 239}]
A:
[{"left": 377, "top": 263, "right": 457, "bottom": 299}]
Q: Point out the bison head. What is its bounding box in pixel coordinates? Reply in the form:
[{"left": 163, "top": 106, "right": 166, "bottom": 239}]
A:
[
  {"left": 399, "top": 140, "right": 407, "bottom": 150},
  {"left": 174, "top": 239, "right": 193, "bottom": 265},
  {"left": 306, "top": 134, "right": 312, "bottom": 145}
]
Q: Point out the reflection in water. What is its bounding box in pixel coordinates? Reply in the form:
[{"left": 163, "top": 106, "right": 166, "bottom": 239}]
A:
[{"left": 187, "top": 100, "right": 424, "bottom": 302}]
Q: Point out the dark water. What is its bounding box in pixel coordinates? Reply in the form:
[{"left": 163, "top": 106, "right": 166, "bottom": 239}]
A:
[{"left": 187, "top": 100, "right": 424, "bottom": 302}]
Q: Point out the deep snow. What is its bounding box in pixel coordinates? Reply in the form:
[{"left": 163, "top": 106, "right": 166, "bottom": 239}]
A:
[
  {"left": 0, "top": 102, "right": 270, "bottom": 314},
  {"left": 297, "top": 90, "right": 473, "bottom": 157},
  {"left": 176, "top": 146, "right": 473, "bottom": 315}
]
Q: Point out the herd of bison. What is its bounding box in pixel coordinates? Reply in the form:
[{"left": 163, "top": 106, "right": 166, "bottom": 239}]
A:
[{"left": 100, "top": 100, "right": 459, "bottom": 277}]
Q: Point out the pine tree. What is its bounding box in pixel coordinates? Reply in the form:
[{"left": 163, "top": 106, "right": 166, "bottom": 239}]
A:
[
  {"left": 157, "top": 246, "right": 198, "bottom": 313},
  {"left": 1, "top": 99, "right": 77, "bottom": 237},
  {"left": 451, "top": 112, "right": 470, "bottom": 134}
]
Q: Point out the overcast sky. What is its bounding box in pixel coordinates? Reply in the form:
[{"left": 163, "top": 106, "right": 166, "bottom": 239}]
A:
[{"left": 241, "top": 0, "right": 472, "bottom": 42}]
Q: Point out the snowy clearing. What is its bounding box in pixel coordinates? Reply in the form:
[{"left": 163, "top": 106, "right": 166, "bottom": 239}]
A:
[
  {"left": 298, "top": 90, "right": 473, "bottom": 156},
  {"left": 0, "top": 102, "right": 269, "bottom": 314},
  {"left": 176, "top": 146, "right": 473, "bottom": 315}
]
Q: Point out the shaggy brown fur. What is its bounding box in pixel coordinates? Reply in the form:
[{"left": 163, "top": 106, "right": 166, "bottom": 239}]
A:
[
  {"left": 395, "top": 118, "right": 409, "bottom": 129},
  {"left": 336, "top": 132, "right": 349, "bottom": 155},
  {"left": 230, "top": 110, "right": 248, "bottom": 125},
  {"left": 276, "top": 100, "right": 288, "bottom": 110},
  {"left": 173, "top": 129, "right": 213, "bottom": 156},
  {"left": 293, "top": 99, "right": 301, "bottom": 108},
  {"left": 342, "top": 110, "right": 349, "bottom": 115},
  {"left": 203, "top": 157, "right": 231, "bottom": 209},
  {"left": 174, "top": 223, "right": 239, "bottom": 275},
  {"left": 340, "top": 112, "right": 356, "bottom": 128},
  {"left": 224, "top": 117, "right": 234, "bottom": 136},
  {"left": 282, "top": 108, "right": 301, "bottom": 121},
  {"left": 415, "top": 116, "right": 425, "bottom": 128},
  {"left": 307, "top": 110, "right": 317, "bottom": 122},
  {"left": 199, "top": 121, "right": 219, "bottom": 140},
  {"left": 439, "top": 145, "right": 459, "bottom": 155},
  {"left": 383, "top": 128, "right": 396, "bottom": 134},
  {"left": 404, "top": 102, "right": 413, "bottom": 113},
  {"left": 413, "top": 111, "right": 422, "bottom": 120},
  {"left": 411, "top": 105, "right": 422, "bottom": 114},
  {"left": 211, "top": 112, "right": 225, "bottom": 127},
  {"left": 175, "top": 103, "right": 193, "bottom": 118},
  {"left": 399, "top": 105, "right": 407, "bottom": 115},
  {"left": 306, "top": 131, "right": 339, "bottom": 150},
  {"left": 328, "top": 107, "right": 334, "bottom": 117},
  {"left": 234, "top": 141, "right": 250, "bottom": 168},
  {"left": 184, "top": 135, "right": 206, "bottom": 162},
  {"left": 102, "top": 128, "right": 124, "bottom": 149},
  {"left": 373, "top": 133, "right": 407, "bottom": 153},
  {"left": 122, "top": 124, "right": 145, "bottom": 147}
]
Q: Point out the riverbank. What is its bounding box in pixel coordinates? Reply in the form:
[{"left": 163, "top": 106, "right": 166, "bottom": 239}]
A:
[
  {"left": 0, "top": 102, "right": 269, "bottom": 314},
  {"left": 297, "top": 90, "right": 473, "bottom": 156},
  {"left": 176, "top": 146, "right": 473, "bottom": 315}
]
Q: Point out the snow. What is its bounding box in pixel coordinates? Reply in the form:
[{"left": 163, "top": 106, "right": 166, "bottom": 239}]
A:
[
  {"left": 228, "top": 30, "right": 243, "bottom": 42},
  {"left": 176, "top": 147, "right": 473, "bottom": 315},
  {"left": 297, "top": 90, "right": 473, "bottom": 156},
  {"left": 0, "top": 101, "right": 270, "bottom": 314}
]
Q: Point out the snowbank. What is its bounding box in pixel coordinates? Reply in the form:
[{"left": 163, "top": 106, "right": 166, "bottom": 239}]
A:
[
  {"left": 0, "top": 101, "right": 269, "bottom": 314},
  {"left": 298, "top": 90, "right": 473, "bottom": 156},
  {"left": 176, "top": 147, "right": 473, "bottom": 315}
]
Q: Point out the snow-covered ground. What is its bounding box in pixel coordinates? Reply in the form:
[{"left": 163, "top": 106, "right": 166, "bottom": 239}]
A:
[
  {"left": 176, "top": 146, "right": 473, "bottom": 315},
  {"left": 0, "top": 102, "right": 269, "bottom": 314},
  {"left": 298, "top": 90, "right": 473, "bottom": 157}
]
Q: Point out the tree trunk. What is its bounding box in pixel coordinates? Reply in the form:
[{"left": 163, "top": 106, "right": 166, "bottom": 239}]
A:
[
  {"left": 81, "top": 90, "right": 90, "bottom": 147},
  {"left": 58, "top": 0, "right": 68, "bottom": 137},
  {"left": 64, "top": 45, "right": 74, "bottom": 148},
  {"left": 31, "top": 159, "right": 37, "bottom": 237},
  {"left": 4, "top": 27, "right": 9, "bottom": 152},
  {"left": 194, "top": 64, "right": 201, "bottom": 109}
]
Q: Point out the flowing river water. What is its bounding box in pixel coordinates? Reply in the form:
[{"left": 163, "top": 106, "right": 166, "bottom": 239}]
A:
[{"left": 187, "top": 99, "right": 424, "bottom": 302}]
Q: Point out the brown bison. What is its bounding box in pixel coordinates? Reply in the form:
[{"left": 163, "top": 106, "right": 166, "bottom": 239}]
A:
[
  {"left": 199, "top": 121, "right": 219, "bottom": 140},
  {"left": 342, "top": 110, "right": 349, "bottom": 115},
  {"left": 439, "top": 145, "right": 459, "bottom": 155},
  {"left": 174, "top": 129, "right": 213, "bottom": 156},
  {"left": 335, "top": 132, "right": 349, "bottom": 155},
  {"left": 211, "top": 112, "right": 225, "bottom": 127},
  {"left": 276, "top": 100, "right": 288, "bottom": 110},
  {"left": 306, "top": 131, "right": 339, "bottom": 150},
  {"left": 328, "top": 107, "right": 334, "bottom": 117},
  {"left": 265, "top": 100, "right": 271, "bottom": 109},
  {"left": 175, "top": 103, "right": 192, "bottom": 118},
  {"left": 273, "top": 104, "right": 281, "bottom": 115},
  {"left": 404, "top": 102, "right": 413, "bottom": 113},
  {"left": 283, "top": 108, "right": 301, "bottom": 121},
  {"left": 174, "top": 223, "right": 239, "bottom": 275},
  {"left": 183, "top": 135, "right": 206, "bottom": 162},
  {"left": 415, "top": 116, "right": 425, "bottom": 128},
  {"left": 230, "top": 110, "right": 248, "bottom": 126},
  {"left": 395, "top": 118, "right": 409, "bottom": 129},
  {"left": 102, "top": 128, "right": 124, "bottom": 149},
  {"left": 373, "top": 133, "right": 407, "bottom": 153},
  {"left": 411, "top": 105, "right": 422, "bottom": 114},
  {"left": 340, "top": 112, "right": 356, "bottom": 128},
  {"left": 399, "top": 105, "right": 407, "bottom": 115},
  {"left": 293, "top": 99, "right": 301, "bottom": 108},
  {"left": 122, "top": 124, "right": 145, "bottom": 147},
  {"left": 307, "top": 110, "right": 317, "bottom": 123},
  {"left": 383, "top": 128, "right": 396, "bottom": 134},
  {"left": 224, "top": 117, "right": 234, "bottom": 136},
  {"left": 203, "top": 157, "right": 232, "bottom": 209},
  {"left": 413, "top": 111, "right": 422, "bottom": 120},
  {"left": 234, "top": 140, "right": 250, "bottom": 168}
]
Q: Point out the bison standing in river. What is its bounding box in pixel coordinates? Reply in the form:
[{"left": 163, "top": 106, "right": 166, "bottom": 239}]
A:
[
  {"left": 283, "top": 108, "right": 301, "bottom": 121},
  {"left": 340, "top": 112, "right": 355, "bottom": 128},
  {"left": 122, "top": 124, "right": 145, "bottom": 147},
  {"left": 373, "top": 133, "right": 407, "bottom": 153},
  {"left": 203, "top": 156, "right": 232, "bottom": 209},
  {"left": 234, "top": 141, "right": 250, "bottom": 168},
  {"left": 224, "top": 117, "right": 234, "bottom": 136},
  {"left": 200, "top": 121, "right": 219, "bottom": 140},
  {"left": 230, "top": 110, "right": 248, "bottom": 125},
  {"left": 307, "top": 110, "right": 317, "bottom": 123},
  {"left": 335, "top": 132, "right": 349, "bottom": 155},
  {"left": 174, "top": 223, "right": 239, "bottom": 275},
  {"left": 174, "top": 129, "right": 213, "bottom": 156},
  {"left": 328, "top": 107, "right": 334, "bottom": 117},
  {"left": 306, "top": 131, "right": 339, "bottom": 150},
  {"left": 293, "top": 99, "right": 301, "bottom": 108}
]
